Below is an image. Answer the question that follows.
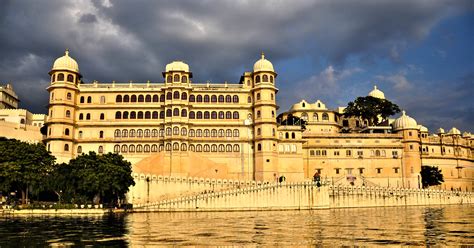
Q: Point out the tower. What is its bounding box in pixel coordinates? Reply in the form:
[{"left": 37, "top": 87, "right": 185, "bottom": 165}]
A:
[
  {"left": 45, "top": 50, "right": 81, "bottom": 163},
  {"left": 393, "top": 111, "right": 421, "bottom": 188},
  {"left": 252, "top": 53, "right": 279, "bottom": 181}
]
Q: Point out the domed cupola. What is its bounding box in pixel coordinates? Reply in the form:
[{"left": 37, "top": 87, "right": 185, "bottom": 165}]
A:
[
  {"left": 393, "top": 111, "right": 417, "bottom": 131},
  {"left": 368, "top": 85, "right": 385, "bottom": 99},
  {"left": 253, "top": 52, "right": 274, "bottom": 73},
  {"left": 447, "top": 127, "right": 461, "bottom": 135},
  {"left": 165, "top": 61, "right": 190, "bottom": 73},
  {"left": 51, "top": 49, "right": 79, "bottom": 74}
]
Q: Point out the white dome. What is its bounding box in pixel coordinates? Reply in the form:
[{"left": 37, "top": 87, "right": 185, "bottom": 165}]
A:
[
  {"left": 448, "top": 127, "right": 461, "bottom": 135},
  {"left": 437, "top": 128, "right": 445, "bottom": 134},
  {"left": 368, "top": 85, "right": 385, "bottom": 99},
  {"left": 393, "top": 111, "right": 417, "bottom": 131},
  {"left": 165, "top": 61, "right": 189, "bottom": 72},
  {"left": 253, "top": 53, "right": 274, "bottom": 73},
  {"left": 418, "top": 125, "right": 428, "bottom": 132},
  {"left": 52, "top": 49, "right": 79, "bottom": 73}
]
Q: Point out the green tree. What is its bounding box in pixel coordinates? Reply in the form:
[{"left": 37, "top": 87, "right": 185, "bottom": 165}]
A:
[
  {"left": 420, "top": 166, "right": 444, "bottom": 188},
  {"left": 0, "top": 138, "right": 56, "bottom": 204},
  {"left": 66, "top": 152, "right": 135, "bottom": 206},
  {"left": 343, "top": 96, "right": 401, "bottom": 126},
  {"left": 277, "top": 114, "right": 307, "bottom": 130}
]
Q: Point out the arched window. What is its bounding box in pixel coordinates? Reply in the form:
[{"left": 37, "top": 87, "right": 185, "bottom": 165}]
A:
[
  {"left": 292, "top": 132, "right": 296, "bottom": 139},
  {"left": 173, "top": 143, "right": 179, "bottom": 151},
  {"left": 196, "top": 111, "right": 203, "bottom": 119},
  {"left": 270, "top": 75, "right": 274, "bottom": 83},
  {"left": 174, "top": 74, "right": 180, "bottom": 82},
  {"left": 211, "top": 144, "right": 217, "bottom": 152},
  {"left": 226, "top": 129, "right": 232, "bottom": 137},
  {"left": 211, "top": 111, "right": 217, "bottom": 119},
  {"left": 152, "top": 94, "right": 158, "bottom": 102},
  {"left": 57, "top": 73, "right": 65, "bottom": 81},
  {"left": 114, "top": 145, "right": 120, "bottom": 153},
  {"left": 145, "top": 111, "right": 151, "bottom": 119},
  {"left": 137, "top": 111, "right": 143, "bottom": 119},
  {"left": 67, "top": 92, "right": 72, "bottom": 100},
  {"left": 272, "top": 128, "right": 275, "bottom": 136},
  {"left": 271, "top": 94, "right": 274, "bottom": 100},
  {"left": 204, "top": 129, "right": 210, "bottom": 137},
  {"left": 218, "top": 95, "right": 224, "bottom": 102},
  {"left": 203, "top": 95, "right": 209, "bottom": 102},
  {"left": 219, "top": 144, "right": 225, "bottom": 152},
  {"left": 225, "top": 95, "right": 231, "bottom": 103},
  {"left": 181, "top": 92, "right": 187, "bottom": 100},
  {"left": 233, "top": 111, "right": 239, "bottom": 119},
  {"left": 181, "top": 109, "right": 187, "bottom": 117},
  {"left": 165, "top": 143, "right": 171, "bottom": 151},
  {"left": 77, "top": 146, "right": 82, "bottom": 154},
  {"left": 256, "top": 93, "right": 261, "bottom": 100},
  {"left": 197, "top": 95, "right": 203, "bottom": 102},
  {"left": 160, "top": 94, "right": 165, "bottom": 102},
  {"left": 128, "top": 145, "right": 134, "bottom": 153},
  {"left": 166, "top": 127, "right": 172, "bottom": 136},
  {"left": 233, "top": 144, "right": 240, "bottom": 152},
  {"left": 52, "top": 74, "right": 56, "bottom": 82},
  {"left": 166, "top": 92, "right": 172, "bottom": 100},
  {"left": 152, "top": 129, "right": 158, "bottom": 137},
  {"left": 130, "top": 111, "right": 136, "bottom": 119},
  {"left": 86, "top": 113, "right": 91, "bottom": 120},
  {"left": 122, "top": 129, "right": 128, "bottom": 137},
  {"left": 255, "top": 75, "right": 260, "bottom": 83},
  {"left": 152, "top": 111, "right": 158, "bottom": 119},
  {"left": 375, "top": 150, "right": 381, "bottom": 157},
  {"left": 129, "top": 129, "right": 136, "bottom": 137},
  {"left": 218, "top": 129, "right": 224, "bottom": 137},
  {"left": 100, "top": 113, "right": 105, "bottom": 120},
  {"left": 167, "top": 75, "right": 172, "bottom": 83},
  {"left": 160, "top": 111, "right": 165, "bottom": 119},
  {"left": 144, "top": 129, "right": 150, "bottom": 137},
  {"left": 137, "top": 129, "right": 143, "bottom": 137},
  {"left": 66, "top": 110, "right": 71, "bottom": 118},
  {"left": 151, "top": 145, "right": 157, "bottom": 152},
  {"left": 204, "top": 111, "right": 210, "bottom": 119},
  {"left": 189, "top": 144, "right": 195, "bottom": 151},
  {"left": 257, "top": 143, "right": 261, "bottom": 151},
  {"left": 181, "top": 75, "right": 187, "bottom": 83},
  {"left": 87, "top": 96, "right": 92, "bottom": 103},
  {"left": 233, "top": 95, "right": 239, "bottom": 103},
  {"left": 301, "top": 113, "right": 308, "bottom": 121},
  {"left": 173, "top": 127, "right": 179, "bottom": 135},
  {"left": 189, "top": 111, "right": 195, "bottom": 119},
  {"left": 64, "top": 144, "right": 69, "bottom": 151},
  {"left": 136, "top": 145, "right": 143, "bottom": 152},
  {"left": 189, "top": 129, "right": 195, "bottom": 137},
  {"left": 226, "top": 144, "right": 232, "bottom": 152},
  {"left": 166, "top": 109, "right": 172, "bottom": 117},
  {"left": 226, "top": 111, "right": 232, "bottom": 119},
  {"left": 189, "top": 95, "right": 195, "bottom": 102},
  {"left": 145, "top": 95, "right": 151, "bottom": 102},
  {"left": 123, "top": 95, "right": 130, "bottom": 102},
  {"left": 204, "top": 144, "right": 210, "bottom": 152},
  {"left": 322, "top": 113, "right": 329, "bottom": 121},
  {"left": 144, "top": 145, "right": 150, "bottom": 152},
  {"left": 262, "top": 75, "right": 268, "bottom": 82},
  {"left": 159, "top": 129, "right": 164, "bottom": 137},
  {"left": 80, "top": 96, "right": 85, "bottom": 103},
  {"left": 123, "top": 111, "right": 129, "bottom": 119},
  {"left": 121, "top": 145, "right": 128, "bottom": 153},
  {"left": 233, "top": 129, "right": 239, "bottom": 137},
  {"left": 257, "top": 111, "right": 261, "bottom": 118},
  {"left": 99, "top": 131, "right": 104, "bottom": 138},
  {"left": 257, "top": 128, "right": 261, "bottom": 135},
  {"left": 181, "top": 127, "right": 187, "bottom": 136},
  {"left": 271, "top": 111, "right": 275, "bottom": 118},
  {"left": 196, "top": 129, "right": 202, "bottom": 137},
  {"left": 181, "top": 143, "right": 187, "bottom": 151},
  {"left": 313, "top": 113, "right": 318, "bottom": 121},
  {"left": 65, "top": 128, "right": 70, "bottom": 136},
  {"left": 218, "top": 111, "right": 224, "bottom": 119},
  {"left": 173, "top": 108, "right": 179, "bottom": 116},
  {"left": 114, "top": 129, "right": 121, "bottom": 138},
  {"left": 196, "top": 144, "right": 202, "bottom": 152},
  {"left": 174, "top": 91, "right": 180, "bottom": 99},
  {"left": 138, "top": 95, "right": 144, "bottom": 102},
  {"left": 211, "top": 95, "right": 217, "bottom": 102},
  {"left": 211, "top": 129, "right": 217, "bottom": 137}
]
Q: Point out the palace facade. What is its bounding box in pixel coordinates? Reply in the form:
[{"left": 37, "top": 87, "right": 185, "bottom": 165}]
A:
[{"left": 44, "top": 50, "right": 474, "bottom": 191}]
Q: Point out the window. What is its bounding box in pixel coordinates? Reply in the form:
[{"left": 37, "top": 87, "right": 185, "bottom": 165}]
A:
[
  {"left": 152, "top": 129, "right": 158, "bottom": 137},
  {"left": 233, "top": 95, "right": 239, "bottom": 103},
  {"left": 130, "top": 129, "right": 136, "bottom": 137},
  {"left": 99, "top": 131, "right": 104, "bottom": 138},
  {"left": 189, "top": 95, "right": 195, "bottom": 102},
  {"left": 226, "top": 129, "right": 232, "bottom": 137},
  {"left": 160, "top": 111, "right": 165, "bottom": 119},
  {"left": 257, "top": 111, "right": 261, "bottom": 118},
  {"left": 204, "top": 129, "right": 210, "bottom": 137},
  {"left": 346, "top": 150, "right": 352, "bottom": 157},
  {"left": 394, "top": 168, "right": 399, "bottom": 174},
  {"left": 189, "top": 145, "right": 195, "bottom": 151},
  {"left": 67, "top": 92, "right": 72, "bottom": 100},
  {"left": 218, "top": 95, "right": 224, "bottom": 102},
  {"left": 181, "top": 75, "right": 187, "bottom": 83},
  {"left": 145, "top": 95, "right": 151, "bottom": 102},
  {"left": 100, "top": 96, "right": 106, "bottom": 104},
  {"left": 189, "top": 111, "right": 195, "bottom": 119},
  {"left": 197, "top": 111, "right": 202, "bottom": 119},
  {"left": 122, "top": 129, "right": 128, "bottom": 137},
  {"left": 66, "top": 110, "right": 71, "bottom": 118},
  {"left": 64, "top": 144, "right": 69, "bottom": 151},
  {"left": 78, "top": 131, "right": 83, "bottom": 138},
  {"left": 211, "top": 95, "right": 217, "bottom": 102},
  {"left": 138, "top": 95, "right": 144, "bottom": 102},
  {"left": 98, "top": 146, "right": 103, "bottom": 154},
  {"left": 173, "top": 108, "right": 179, "bottom": 116},
  {"left": 166, "top": 109, "right": 172, "bottom": 117},
  {"left": 123, "top": 111, "right": 129, "bottom": 119},
  {"left": 204, "top": 111, "right": 210, "bottom": 119},
  {"left": 121, "top": 145, "right": 128, "bottom": 153},
  {"left": 219, "top": 144, "right": 225, "bottom": 152},
  {"left": 218, "top": 111, "right": 224, "bottom": 119},
  {"left": 181, "top": 92, "right": 187, "bottom": 100},
  {"left": 322, "top": 113, "right": 329, "bottom": 121},
  {"left": 86, "top": 113, "right": 91, "bottom": 120},
  {"left": 233, "top": 111, "right": 239, "bottom": 119},
  {"left": 197, "top": 95, "right": 203, "bottom": 102},
  {"left": 291, "top": 132, "right": 295, "bottom": 139},
  {"left": 77, "top": 146, "right": 82, "bottom": 154},
  {"left": 52, "top": 74, "right": 56, "bottom": 82},
  {"left": 226, "top": 145, "right": 232, "bottom": 152},
  {"left": 256, "top": 75, "right": 260, "bottom": 83},
  {"left": 335, "top": 168, "right": 340, "bottom": 174},
  {"left": 167, "top": 75, "right": 172, "bottom": 83},
  {"left": 225, "top": 95, "right": 232, "bottom": 103},
  {"left": 189, "top": 129, "right": 195, "bottom": 137},
  {"left": 270, "top": 76, "right": 274, "bottom": 83},
  {"left": 181, "top": 109, "right": 187, "bottom": 117},
  {"left": 257, "top": 128, "right": 261, "bottom": 135},
  {"left": 115, "top": 129, "right": 121, "bottom": 138},
  {"left": 233, "top": 129, "right": 239, "bottom": 137},
  {"left": 144, "top": 145, "right": 150, "bottom": 152},
  {"left": 123, "top": 95, "right": 130, "bottom": 102},
  {"left": 65, "top": 128, "right": 70, "bottom": 136},
  {"left": 211, "top": 129, "right": 217, "bottom": 137},
  {"left": 263, "top": 75, "right": 268, "bottom": 82},
  {"left": 257, "top": 143, "right": 262, "bottom": 151},
  {"left": 376, "top": 168, "right": 382, "bottom": 174},
  {"left": 80, "top": 96, "right": 85, "bottom": 103},
  {"left": 247, "top": 96, "right": 252, "bottom": 103},
  {"left": 233, "top": 144, "right": 240, "bottom": 152},
  {"left": 144, "top": 129, "right": 150, "bottom": 137},
  {"left": 136, "top": 145, "right": 143, "bottom": 152},
  {"left": 87, "top": 96, "right": 92, "bottom": 103},
  {"left": 181, "top": 127, "right": 187, "bottom": 136},
  {"left": 137, "top": 129, "right": 143, "bottom": 137},
  {"left": 204, "top": 95, "right": 210, "bottom": 102},
  {"left": 211, "top": 144, "right": 217, "bottom": 152},
  {"left": 271, "top": 93, "right": 274, "bottom": 100},
  {"left": 130, "top": 111, "right": 136, "bottom": 119},
  {"left": 181, "top": 143, "right": 187, "bottom": 151},
  {"left": 196, "top": 129, "right": 202, "bottom": 137},
  {"left": 160, "top": 94, "right": 165, "bottom": 102},
  {"left": 166, "top": 127, "right": 172, "bottom": 136},
  {"left": 114, "top": 145, "right": 120, "bottom": 153},
  {"left": 100, "top": 113, "right": 105, "bottom": 120},
  {"left": 257, "top": 93, "right": 261, "bottom": 100},
  {"left": 196, "top": 144, "right": 202, "bottom": 152},
  {"left": 211, "top": 111, "right": 217, "bottom": 119},
  {"left": 166, "top": 92, "right": 172, "bottom": 100},
  {"left": 152, "top": 111, "right": 158, "bottom": 119},
  {"left": 173, "top": 127, "right": 179, "bottom": 135},
  {"left": 57, "top": 73, "right": 64, "bottom": 81},
  {"left": 145, "top": 111, "right": 151, "bottom": 119},
  {"left": 358, "top": 151, "right": 364, "bottom": 157},
  {"left": 115, "top": 112, "right": 121, "bottom": 119},
  {"left": 218, "top": 129, "right": 224, "bottom": 137},
  {"left": 159, "top": 129, "right": 164, "bottom": 137},
  {"left": 174, "top": 91, "right": 180, "bottom": 99},
  {"left": 174, "top": 74, "right": 180, "bottom": 82},
  {"left": 152, "top": 95, "right": 159, "bottom": 102}
]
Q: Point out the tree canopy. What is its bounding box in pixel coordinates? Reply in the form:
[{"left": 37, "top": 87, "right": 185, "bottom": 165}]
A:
[
  {"left": 420, "top": 165, "right": 444, "bottom": 188},
  {"left": 277, "top": 113, "right": 307, "bottom": 130},
  {"left": 0, "top": 138, "right": 56, "bottom": 204},
  {"left": 343, "top": 96, "right": 401, "bottom": 126}
]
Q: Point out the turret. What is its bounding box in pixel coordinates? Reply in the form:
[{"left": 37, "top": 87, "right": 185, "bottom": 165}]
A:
[
  {"left": 45, "top": 49, "right": 81, "bottom": 163},
  {"left": 252, "top": 53, "right": 279, "bottom": 181}
]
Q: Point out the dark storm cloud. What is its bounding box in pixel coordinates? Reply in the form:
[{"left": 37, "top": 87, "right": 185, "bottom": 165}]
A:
[{"left": 0, "top": 0, "right": 472, "bottom": 131}]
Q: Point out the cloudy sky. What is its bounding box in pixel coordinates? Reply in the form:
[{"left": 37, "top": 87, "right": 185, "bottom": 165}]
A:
[{"left": 0, "top": 0, "right": 473, "bottom": 132}]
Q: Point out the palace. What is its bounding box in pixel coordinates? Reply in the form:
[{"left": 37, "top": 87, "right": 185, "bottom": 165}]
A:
[{"left": 43, "top": 50, "right": 474, "bottom": 191}]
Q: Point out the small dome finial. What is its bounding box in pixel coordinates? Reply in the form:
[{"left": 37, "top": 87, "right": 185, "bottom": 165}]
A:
[
  {"left": 65, "top": 48, "right": 69, "bottom": 56},
  {"left": 402, "top": 110, "right": 406, "bottom": 115},
  {"left": 374, "top": 85, "right": 377, "bottom": 90},
  {"left": 261, "top": 51, "right": 265, "bottom": 59}
]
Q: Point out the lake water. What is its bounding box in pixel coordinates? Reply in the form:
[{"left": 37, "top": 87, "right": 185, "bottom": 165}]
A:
[{"left": 0, "top": 205, "right": 473, "bottom": 246}]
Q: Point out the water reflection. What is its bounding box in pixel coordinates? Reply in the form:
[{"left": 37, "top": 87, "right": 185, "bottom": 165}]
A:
[{"left": 0, "top": 205, "right": 472, "bottom": 246}]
